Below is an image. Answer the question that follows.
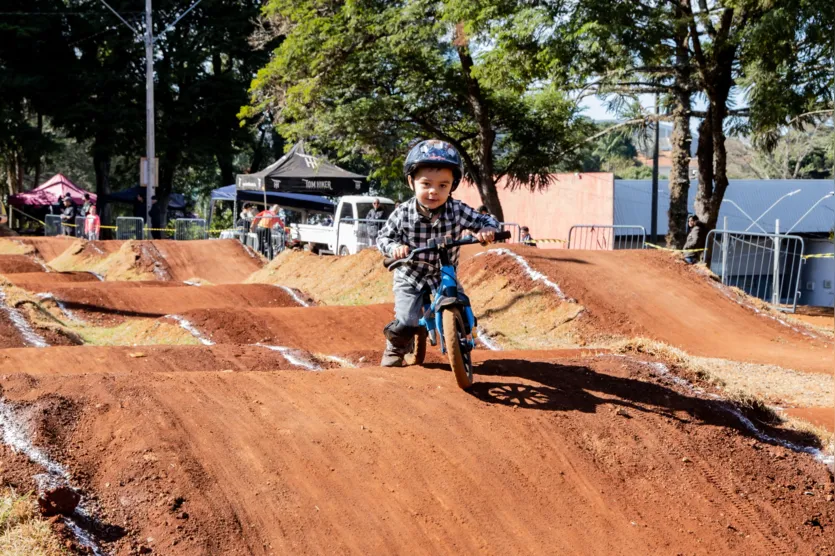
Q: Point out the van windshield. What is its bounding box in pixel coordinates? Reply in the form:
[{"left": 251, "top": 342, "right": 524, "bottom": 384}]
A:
[{"left": 356, "top": 202, "right": 395, "bottom": 221}]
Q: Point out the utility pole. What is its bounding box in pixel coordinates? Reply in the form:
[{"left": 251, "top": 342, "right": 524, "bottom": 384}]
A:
[
  {"left": 145, "top": 0, "right": 155, "bottom": 227},
  {"left": 650, "top": 93, "right": 660, "bottom": 245},
  {"left": 100, "top": 0, "right": 204, "bottom": 229}
]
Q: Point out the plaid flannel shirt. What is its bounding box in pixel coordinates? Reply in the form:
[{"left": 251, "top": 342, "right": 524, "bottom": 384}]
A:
[{"left": 376, "top": 197, "right": 499, "bottom": 292}]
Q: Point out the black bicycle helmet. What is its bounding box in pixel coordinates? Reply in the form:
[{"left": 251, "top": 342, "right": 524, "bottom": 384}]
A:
[{"left": 403, "top": 140, "right": 464, "bottom": 191}]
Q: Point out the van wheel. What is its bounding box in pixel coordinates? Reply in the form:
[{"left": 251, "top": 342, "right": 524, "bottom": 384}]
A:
[{"left": 339, "top": 245, "right": 350, "bottom": 256}]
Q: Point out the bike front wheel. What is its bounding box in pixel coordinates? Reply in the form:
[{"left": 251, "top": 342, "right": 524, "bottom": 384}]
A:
[{"left": 442, "top": 308, "right": 473, "bottom": 389}]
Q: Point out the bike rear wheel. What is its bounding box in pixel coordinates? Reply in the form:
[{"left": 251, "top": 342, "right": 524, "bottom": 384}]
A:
[
  {"left": 442, "top": 308, "right": 473, "bottom": 389},
  {"left": 404, "top": 328, "right": 427, "bottom": 366}
]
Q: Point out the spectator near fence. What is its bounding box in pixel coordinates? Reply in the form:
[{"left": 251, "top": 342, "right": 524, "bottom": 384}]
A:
[
  {"left": 60, "top": 197, "right": 77, "bottom": 236},
  {"left": 252, "top": 204, "right": 285, "bottom": 258},
  {"left": 683, "top": 215, "right": 705, "bottom": 264},
  {"left": 84, "top": 205, "right": 101, "bottom": 241},
  {"left": 81, "top": 193, "right": 93, "bottom": 217},
  {"left": 149, "top": 196, "right": 162, "bottom": 239},
  {"left": 365, "top": 198, "right": 385, "bottom": 239},
  {"left": 521, "top": 226, "right": 536, "bottom": 247}
]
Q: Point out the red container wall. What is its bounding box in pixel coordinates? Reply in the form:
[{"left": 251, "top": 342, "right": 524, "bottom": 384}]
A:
[{"left": 454, "top": 173, "right": 615, "bottom": 247}]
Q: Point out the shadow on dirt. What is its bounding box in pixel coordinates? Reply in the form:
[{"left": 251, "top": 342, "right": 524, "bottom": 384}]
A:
[{"left": 467, "top": 359, "right": 824, "bottom": 450}]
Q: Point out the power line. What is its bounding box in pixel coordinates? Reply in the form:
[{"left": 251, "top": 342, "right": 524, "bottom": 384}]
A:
[{"left": 0, "top": 11, "right": 143, "bottom": 15}]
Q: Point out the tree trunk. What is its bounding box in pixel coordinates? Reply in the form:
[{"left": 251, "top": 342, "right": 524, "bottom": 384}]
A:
[
  {"left": 93, "top": 148, "right": 112, "bottom": 234},
  {"left": 33, "top": 113, "right": 43, "bottom": 188},
  {"left": 216, "top": 151, "right": 234, "bottom": 187},
  {"left": 666, "top": 1, "right": 693, "bottom": 248},
  {"left": 455, "top": 43, "right": 504, "bottom": 222}
]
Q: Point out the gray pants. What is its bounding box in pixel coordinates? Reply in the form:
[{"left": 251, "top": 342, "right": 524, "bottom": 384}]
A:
[{"left": 384, "top": 278, "right": 427, "bottom": 356}]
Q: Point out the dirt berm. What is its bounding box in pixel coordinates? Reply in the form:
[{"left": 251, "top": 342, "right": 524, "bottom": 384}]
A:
[
  {"left": 465, "top": 247, "right": 832, "bottom": 375},
  {"left": 31, "top": 284, "right": 307, "bottom": 318}
]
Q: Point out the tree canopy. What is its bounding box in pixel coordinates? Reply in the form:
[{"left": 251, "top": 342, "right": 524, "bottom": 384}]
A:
[{"left": 243, "top": 0, "right": 594, "bottom": 221}]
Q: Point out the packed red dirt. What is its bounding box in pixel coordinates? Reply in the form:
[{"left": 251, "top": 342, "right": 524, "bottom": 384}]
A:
[
  {"left": 27, "top": 283, "right": 307, "bottom": 318},
  {"left": 0, "top": 239, "right": 831, "bottom": 555},
  {"left": 464, "top": 247, "right": 832, "bottom": 375}
]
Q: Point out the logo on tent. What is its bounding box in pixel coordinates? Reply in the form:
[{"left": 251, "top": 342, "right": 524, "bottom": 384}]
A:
[
  {"left": 271, "top": 178, "right": 282, "bottom": 189},
  {"left": 353, "top": 180, "right": 362, "bottom": 190},
  {"left": 299, "top": 154, "right": 319, "bottom": 169}
]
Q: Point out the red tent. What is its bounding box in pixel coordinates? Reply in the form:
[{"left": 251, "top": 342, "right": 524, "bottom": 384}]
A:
[{"left": 8, "top": 174, "right": 95, "bottom": 207}]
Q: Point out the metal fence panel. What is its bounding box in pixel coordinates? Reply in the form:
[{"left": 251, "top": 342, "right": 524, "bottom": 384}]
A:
[
  {"left": 174, "top": 218, "right": 208, "bottom": 240},
  {"left": 74, "top": 216, "right": 87, "bottom": 238},
  {"left": 567, "top": 225, "right": 647, "bottom": 250},
  {"left": 498, "top": 222, "right": 521, "bottom": 243},
  {"left": 44, "top": 215, "right": 62, "bottom": 236},
  {"left": 116, "top": 217, "right": 145, "bottom": 240},
  {"left": 705, "top": 229, "right": 805, "bottom": 312}
]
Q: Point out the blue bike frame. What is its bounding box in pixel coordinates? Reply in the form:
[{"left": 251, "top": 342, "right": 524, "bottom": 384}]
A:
[{"left": 418, "top": 263, "right": 476, "bottom": 355}]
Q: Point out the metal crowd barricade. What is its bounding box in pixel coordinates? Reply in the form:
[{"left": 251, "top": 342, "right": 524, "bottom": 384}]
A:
[
  {"left": 174, "top": 218, "right": 208, "bottom": 240},
  {"left": 74, "top": 216, "right": 86, "bottom": 238},
  {"left": 567, "top": 225, "right": 647, "bottom": 250},
  {"left": 44, "top": 215, "right": 63, "bottom": 236},
  {"left": 705, "top": 229, "right": 805, "bottom": 312},
  {"left": 498, "top": 222, "right": 521, "bottom": 243},
  {"left": 116, "top": 217, "right": 145, "bottom": 240}
]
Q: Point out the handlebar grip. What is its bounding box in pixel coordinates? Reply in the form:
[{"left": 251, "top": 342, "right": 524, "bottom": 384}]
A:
[
  {"left": 495, "top": 230, "right": 512, "bottom": 241},
  {"left": 383, "top": 257, "right": 396, "bottom": 269}
]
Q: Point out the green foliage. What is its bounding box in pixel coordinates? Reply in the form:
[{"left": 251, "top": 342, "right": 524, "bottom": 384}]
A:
[{"left": 245, "top": 0, "right": 589, "bottom": 211}]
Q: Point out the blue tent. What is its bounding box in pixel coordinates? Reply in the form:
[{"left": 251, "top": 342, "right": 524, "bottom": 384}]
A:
[
  {"left": 210, "top": 184, "right": 335, "bottom": 213},
  {"left": 107, "top": 186, "right": 187, "bottom": 210}
]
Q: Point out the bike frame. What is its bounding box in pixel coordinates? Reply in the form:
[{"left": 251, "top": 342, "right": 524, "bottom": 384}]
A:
[{"left": 418, "top": 250, "right": 476, "bottom": 356}]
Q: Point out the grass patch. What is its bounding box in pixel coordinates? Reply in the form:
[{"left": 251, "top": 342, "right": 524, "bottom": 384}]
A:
[
  {"left": 74, "top": 318, "right": 200, "bottom": 346},
  {"left": 461, "top": 266, "right": 588, "bottom": 350},
  {"left": 247, "top": 249, "right": 392, "bottom": 306},
  {"left": 611, "top": 337, "right": 834, "bottom": 452},
  {"left": 0, "top": 489, "right": 69, "bottom": 556},
  {"left": 0, "top": 240, "right": 33, "bottom": 256}
]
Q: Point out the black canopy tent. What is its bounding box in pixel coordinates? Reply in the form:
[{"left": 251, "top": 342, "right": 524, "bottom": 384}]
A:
[{"left": 235, "top": 141, "right": 369, "bottom": 197}]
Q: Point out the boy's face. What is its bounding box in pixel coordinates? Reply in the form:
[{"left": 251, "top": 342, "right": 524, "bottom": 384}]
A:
[{"left": 410, "top": 167, "right": 453, "bottom": 210}]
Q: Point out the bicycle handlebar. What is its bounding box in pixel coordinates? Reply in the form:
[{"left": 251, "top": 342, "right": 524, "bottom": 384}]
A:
[{"left": 383, "top": 230, "right": 512, "bottom": 270}]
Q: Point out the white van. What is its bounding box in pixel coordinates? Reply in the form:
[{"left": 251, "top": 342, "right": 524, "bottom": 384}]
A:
[{"left": 288, "top": 195, "right": 396, "bottom": 255}]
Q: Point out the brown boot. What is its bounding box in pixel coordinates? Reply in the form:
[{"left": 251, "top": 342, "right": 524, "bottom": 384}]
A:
[{"left": 380, "top": 351, "right": 405, "bottom": 367}]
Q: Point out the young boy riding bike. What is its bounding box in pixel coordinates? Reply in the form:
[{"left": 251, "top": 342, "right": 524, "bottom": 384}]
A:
[{"left": 376, "top": 140, "right": 500, "bottom": 367}]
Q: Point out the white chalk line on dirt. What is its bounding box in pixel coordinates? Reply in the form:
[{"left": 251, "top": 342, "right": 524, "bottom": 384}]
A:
[
  {"left": 0, "top": 399, "right": 106, "bottom": 555},
  {"left": 183, "top": 280, "right": 202, "bottom": 287},
  {"left": 87, "top": 272, "right": 105, "bottom": 281},
  {"left": 36, "top": 292, "right": 83, "bottom": 323},
  {"left": 476, "top": 326, "right": 502, "bottom": 351},
  {"left": 0, "top": 289, "right": 49, "bottom": 347},
  {"left": 273, "top": 285, "right": 310, "bottom": 307},
  {"left": 710, "top": 282, "right": 824, "bottom": 340},
  {"left": 476, "top": 249, "right": 573, "bottom": 302},
  {"left": 164, "top": 314, "right": 215, "bottom": 345},
  {"left": 605, "top": 354, "right": 834, "bottom": 469},
  {"left": 256, "top": 343, "right": 322, "bottom": 370},
  {"left": 0, "top": 399, "right": 68, "bottom": 479}
]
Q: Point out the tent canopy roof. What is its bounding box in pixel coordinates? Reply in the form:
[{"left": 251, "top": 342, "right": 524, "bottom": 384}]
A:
[
  {"left": 236, "top": 142, "right": 369, "bottom": 196},
  {"left": 8, "top": 174, "right": 95, "bottom": 207}
]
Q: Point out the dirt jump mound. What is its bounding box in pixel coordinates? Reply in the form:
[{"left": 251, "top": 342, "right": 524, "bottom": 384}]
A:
[
  {"left": 467, "top": 247, "right": 832, "bottom": 375},
  {"left": 0, "top": 254, "right": 48, "bottom": 274}
]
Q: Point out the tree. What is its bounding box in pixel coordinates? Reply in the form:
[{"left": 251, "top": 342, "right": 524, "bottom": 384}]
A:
[
  {"left": 566, "top": 0, "right": 696, "bottom": 247},
  {"left": 0, "top": 0, "right": 76, "bottom": 195},
  {"left": 244, "top": 0, "right": 590, "bottom": 221}
]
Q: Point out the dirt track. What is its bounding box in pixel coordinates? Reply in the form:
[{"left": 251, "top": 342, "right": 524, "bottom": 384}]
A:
[
  {"left": 0, "top": 241, "right": 832, "bottom": 555},
  {"left": 2, "top": 356, "right": 832, "bottom": 555},
  {"left": 466, "top": 248, "right": 832, "bottom": 375},
  {"left": 27, "top": 284, "right": 308, "bottom": 318}
]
